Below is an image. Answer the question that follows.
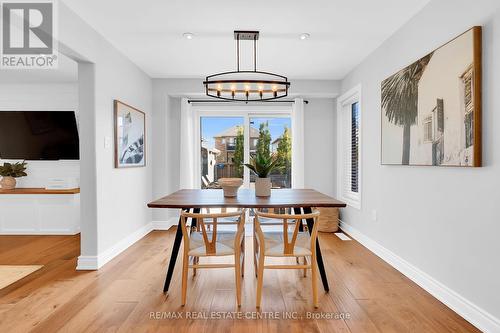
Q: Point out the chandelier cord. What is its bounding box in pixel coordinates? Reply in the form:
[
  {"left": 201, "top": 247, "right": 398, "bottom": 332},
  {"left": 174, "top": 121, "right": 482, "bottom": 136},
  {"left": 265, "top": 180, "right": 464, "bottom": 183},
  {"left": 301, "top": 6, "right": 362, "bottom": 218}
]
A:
[
  {"left": 254, "top": 36, "right": 257, "bottom": 72},
  {"left": 237, "top": 34, "right": 240, "bottom": 72}
]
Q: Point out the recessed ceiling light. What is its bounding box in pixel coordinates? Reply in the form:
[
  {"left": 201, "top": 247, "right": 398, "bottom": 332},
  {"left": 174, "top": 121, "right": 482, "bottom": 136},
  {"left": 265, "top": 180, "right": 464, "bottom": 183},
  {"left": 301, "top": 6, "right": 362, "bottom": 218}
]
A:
[
  {"left": 183, "top": 32, "right": 194, "bottom": 40},
  {"left": 299, "top": 33, "right": 310, "bottom": 40}
]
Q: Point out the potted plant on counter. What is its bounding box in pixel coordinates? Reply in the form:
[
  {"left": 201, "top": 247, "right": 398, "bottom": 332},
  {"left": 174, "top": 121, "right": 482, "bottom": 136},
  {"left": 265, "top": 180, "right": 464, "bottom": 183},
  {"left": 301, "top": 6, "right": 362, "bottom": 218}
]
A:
[
  {"left": 244, "top": 154, "right": 281, "bottom": 197},
  {"left": 0, "top": 161, "right": 28, "bottom": 190}
]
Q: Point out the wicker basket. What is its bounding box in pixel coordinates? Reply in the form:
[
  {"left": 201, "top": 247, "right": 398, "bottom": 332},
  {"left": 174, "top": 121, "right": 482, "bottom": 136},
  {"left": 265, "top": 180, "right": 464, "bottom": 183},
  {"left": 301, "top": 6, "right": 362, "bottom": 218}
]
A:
[{"left": 315, "top": 207, "right": 339, "bottom": 233}]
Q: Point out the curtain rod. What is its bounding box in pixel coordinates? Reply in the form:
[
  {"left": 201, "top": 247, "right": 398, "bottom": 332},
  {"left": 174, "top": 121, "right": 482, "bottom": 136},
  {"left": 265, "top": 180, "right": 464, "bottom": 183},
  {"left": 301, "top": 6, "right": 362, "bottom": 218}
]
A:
[{"left": 187, "top": 99, "right": 308, "bottom": 104}]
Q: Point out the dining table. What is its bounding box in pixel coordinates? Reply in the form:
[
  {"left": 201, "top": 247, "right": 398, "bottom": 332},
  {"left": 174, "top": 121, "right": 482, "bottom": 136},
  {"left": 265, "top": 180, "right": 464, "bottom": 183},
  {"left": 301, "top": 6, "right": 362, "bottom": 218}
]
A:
[{"left": 147, "top": 188, "right": 346, "bottom": 294}]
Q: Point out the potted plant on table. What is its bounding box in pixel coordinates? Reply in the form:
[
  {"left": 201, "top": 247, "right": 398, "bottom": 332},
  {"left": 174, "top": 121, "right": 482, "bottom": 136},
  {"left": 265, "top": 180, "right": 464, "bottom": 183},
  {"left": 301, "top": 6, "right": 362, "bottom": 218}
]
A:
[
  {"left": 244, "top": 154, "right": 281, "bottom": 197},
  {"left": 0, "top": 161, "right": 28, "bottom": 190}
]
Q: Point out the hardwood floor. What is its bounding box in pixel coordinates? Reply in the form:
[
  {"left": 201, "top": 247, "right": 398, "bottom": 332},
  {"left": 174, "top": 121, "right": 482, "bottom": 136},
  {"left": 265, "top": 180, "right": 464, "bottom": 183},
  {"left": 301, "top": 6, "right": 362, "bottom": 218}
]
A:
[{"left": 0, "top": 230, "right": 481, "bottom": 333}]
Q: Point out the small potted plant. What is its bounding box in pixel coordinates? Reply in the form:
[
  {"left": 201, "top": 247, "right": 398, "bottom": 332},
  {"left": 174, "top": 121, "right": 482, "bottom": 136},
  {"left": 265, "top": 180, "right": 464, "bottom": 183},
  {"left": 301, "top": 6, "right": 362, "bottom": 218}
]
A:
[
  {"left": 0, "top": 161, "right": 28, "bottom": 190},
  {"left": 244, "top": 154, "right": 281, "bottom": 197}
]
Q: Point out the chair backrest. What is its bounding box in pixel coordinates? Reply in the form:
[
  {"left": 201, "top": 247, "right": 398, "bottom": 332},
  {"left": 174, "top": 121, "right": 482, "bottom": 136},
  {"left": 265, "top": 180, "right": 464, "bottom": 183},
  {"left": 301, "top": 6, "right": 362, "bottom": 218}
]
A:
[
  {"left": 254, "top": 209, "right": 320, "bottom": 256},
  {"left": 180, "top": 209, "right": 246, "bottom": 255}
]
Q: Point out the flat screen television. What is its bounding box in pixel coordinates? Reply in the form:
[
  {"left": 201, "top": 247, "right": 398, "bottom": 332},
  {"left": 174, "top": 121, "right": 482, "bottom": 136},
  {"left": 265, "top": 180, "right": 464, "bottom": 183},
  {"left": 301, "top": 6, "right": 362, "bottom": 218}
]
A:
[{"left": 0, "top": 111, "right": 79, "bottom": 160}]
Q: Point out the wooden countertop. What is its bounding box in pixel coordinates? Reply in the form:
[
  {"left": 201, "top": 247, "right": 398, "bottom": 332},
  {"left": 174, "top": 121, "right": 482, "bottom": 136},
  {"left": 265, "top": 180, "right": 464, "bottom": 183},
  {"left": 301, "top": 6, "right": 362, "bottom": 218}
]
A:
[{"left": 0, "top": 188, "right": 80, "bottom": 195}]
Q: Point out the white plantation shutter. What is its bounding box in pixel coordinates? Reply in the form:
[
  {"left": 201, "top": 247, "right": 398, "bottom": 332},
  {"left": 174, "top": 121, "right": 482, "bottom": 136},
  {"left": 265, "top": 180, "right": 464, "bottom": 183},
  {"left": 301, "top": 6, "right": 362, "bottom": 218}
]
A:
[
  {"left": 342, "top": 107, "right": 352, "bottom": 196},
  {"left": 337, "top": 86, "right": 361, "bottom": 209},
  {"left": 351, "top": 103, "right": 360, "bottom": 193}
]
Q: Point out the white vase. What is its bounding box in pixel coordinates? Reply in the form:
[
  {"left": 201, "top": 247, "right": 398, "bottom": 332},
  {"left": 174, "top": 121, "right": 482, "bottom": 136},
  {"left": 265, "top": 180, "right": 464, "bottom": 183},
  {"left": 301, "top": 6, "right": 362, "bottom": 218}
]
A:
[
  {"left": 218, "top": 178, "right": 243, "bottom": 197},
  {"left": 255, "top": 177, "right": 271, "bottom": 197},
  {"left": 0, "top": 176, "right": 16, "bottom": 190}
]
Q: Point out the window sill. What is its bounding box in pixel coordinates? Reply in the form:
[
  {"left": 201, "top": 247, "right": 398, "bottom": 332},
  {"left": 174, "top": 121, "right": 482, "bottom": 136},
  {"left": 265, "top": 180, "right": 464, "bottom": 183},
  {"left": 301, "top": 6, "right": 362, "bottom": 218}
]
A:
[{"left": 340, "top": 196, "right": 361, "bottom": 210}]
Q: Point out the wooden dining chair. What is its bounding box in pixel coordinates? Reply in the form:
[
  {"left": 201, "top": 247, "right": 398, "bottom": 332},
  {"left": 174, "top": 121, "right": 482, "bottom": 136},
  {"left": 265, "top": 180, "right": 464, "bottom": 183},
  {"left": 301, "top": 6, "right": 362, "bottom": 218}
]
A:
[
  {"left": 196, "top": 207, "right": 244, "bottom": 275},
  {"left": 179, "top": 209, "right": 246, "bottom": 306},
  {"left": 253, "top": 209, "right": 321, "bottom": 308}
]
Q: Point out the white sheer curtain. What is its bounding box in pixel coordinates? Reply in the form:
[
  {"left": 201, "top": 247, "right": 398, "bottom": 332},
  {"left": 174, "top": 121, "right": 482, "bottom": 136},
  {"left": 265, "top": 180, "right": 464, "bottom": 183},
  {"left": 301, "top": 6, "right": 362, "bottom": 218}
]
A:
[
  {"left": 179, "top": 98, "right": 196, "bottom": 189},
  {"left": 292, "top": 98, "right": 305, "bottom": 188}
]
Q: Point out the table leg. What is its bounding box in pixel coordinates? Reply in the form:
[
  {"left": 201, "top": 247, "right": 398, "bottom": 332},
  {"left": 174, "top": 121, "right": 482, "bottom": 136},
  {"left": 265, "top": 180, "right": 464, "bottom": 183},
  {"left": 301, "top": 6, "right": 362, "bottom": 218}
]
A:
[
  {"left": 191, "top": 208, "right": 200, "bottom": 229},
  {"left": 303, "top": 206, "right": 330, "bottom": 292},
  {"left": 163, "top": 208, "right": 200, "bottom": 294},
  {"left": 293, "top": 207, "right": 304, "bottom": 231}
]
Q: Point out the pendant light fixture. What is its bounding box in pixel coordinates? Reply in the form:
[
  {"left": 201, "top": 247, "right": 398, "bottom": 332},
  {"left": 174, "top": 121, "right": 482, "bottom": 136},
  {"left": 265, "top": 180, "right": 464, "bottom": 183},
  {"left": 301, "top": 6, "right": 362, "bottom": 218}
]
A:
[{"left": 203, "top": 31, "right": 290, "bottom": 102}]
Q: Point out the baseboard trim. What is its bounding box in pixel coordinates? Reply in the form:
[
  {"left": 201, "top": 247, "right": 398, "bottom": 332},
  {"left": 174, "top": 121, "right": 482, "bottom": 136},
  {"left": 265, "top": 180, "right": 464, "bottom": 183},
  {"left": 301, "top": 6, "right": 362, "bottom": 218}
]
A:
[
  {"left": 339, "top": 221, "right": 500, "bottom": 333},
  {"left": 151, "top": 217, "right": 178, "bottom": 230},
  {"left": 77, "top": 223, "right": 153, "bottom": 270},
  {"left": 75, "top": 255, "right": 98, "bottom": 270}
]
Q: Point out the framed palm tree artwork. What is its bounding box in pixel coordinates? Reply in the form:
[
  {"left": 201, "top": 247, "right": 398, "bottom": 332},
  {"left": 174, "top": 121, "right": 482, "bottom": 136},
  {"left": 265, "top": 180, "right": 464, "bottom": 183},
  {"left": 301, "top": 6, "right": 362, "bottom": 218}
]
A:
[
  {"left": 114, "top": 100, "right": 146, "bottom": 168},
  {"left": 381, "top": 26, "right": 482, "bottom": 167}
]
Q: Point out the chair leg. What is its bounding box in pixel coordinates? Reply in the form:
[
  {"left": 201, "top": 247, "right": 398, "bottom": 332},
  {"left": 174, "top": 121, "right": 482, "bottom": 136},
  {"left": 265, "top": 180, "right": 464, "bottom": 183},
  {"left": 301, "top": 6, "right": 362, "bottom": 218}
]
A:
[
  {"left": 234, "top": 254, "right": 242, "bottom": 307},
  {"left": 256, "top": 255, "right": 265, "bottom": 308},
  {"left": 303, "top": 257, "right": 308, "bottom": 277},
  {"left": 192, "top": 256, "right": 198, "bottom": 276},
  {"left": 241, "top": 237, "right": 245, "bottom": 277},
  {"left": 311, "top": 255, "right": 319, "bottom": 308},
  {"left": 253, "top": 234, "right": 258, "bottom": 278},
  {"left": 181, "top": 253, "right": 189, "bottom": 306}
]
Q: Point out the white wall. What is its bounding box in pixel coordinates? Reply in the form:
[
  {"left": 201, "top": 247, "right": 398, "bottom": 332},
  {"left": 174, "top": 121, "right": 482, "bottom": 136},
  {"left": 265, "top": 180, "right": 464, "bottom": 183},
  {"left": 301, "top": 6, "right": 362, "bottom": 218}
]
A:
[
  {"left": 0, "top": 83, "right": 79, "bottom": 188},
  {"left": 0, "top": 83, "right": 78, "bottom": 110},
  {"left": 56, "top": 3, "right": 153, "bottom": 267},
  {"left": 339, "top": 0, "right": 500, "bottom": 330},
  {"left": 151, "top": 90, "right": 181, "bottom": 223},
  {"left": 151, "top": 79, "right": 340, "bottom": 224},
  {"left": 152, "top": 78, "right": 340, "bottom": 99},
  {"left": 304, "top": 98, "right": 336, "bottom": 197}
]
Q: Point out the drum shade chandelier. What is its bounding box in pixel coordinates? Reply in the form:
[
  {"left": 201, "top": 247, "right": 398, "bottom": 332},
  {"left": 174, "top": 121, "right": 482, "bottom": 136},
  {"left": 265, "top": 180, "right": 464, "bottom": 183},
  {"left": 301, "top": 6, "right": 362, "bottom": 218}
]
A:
[{"left": 203, "top": 31, "right": 290, "bottom": 102}]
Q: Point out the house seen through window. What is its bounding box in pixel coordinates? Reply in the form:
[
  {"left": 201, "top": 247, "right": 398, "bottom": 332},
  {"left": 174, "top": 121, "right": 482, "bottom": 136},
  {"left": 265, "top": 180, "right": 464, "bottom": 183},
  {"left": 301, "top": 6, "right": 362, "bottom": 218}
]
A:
[{"left": 200, "top": 116, "right": 292, "bottom": 190}]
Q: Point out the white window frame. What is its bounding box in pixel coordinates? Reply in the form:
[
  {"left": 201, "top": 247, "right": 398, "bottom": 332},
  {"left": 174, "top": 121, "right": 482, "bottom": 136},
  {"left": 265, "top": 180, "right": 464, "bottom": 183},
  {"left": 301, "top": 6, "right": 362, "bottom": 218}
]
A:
[
  {"left": 193, "top": 104, "right": 300, "bottom": 189},
  {"left": 337, "top": 85, "right": 362, "bottom": 210}
]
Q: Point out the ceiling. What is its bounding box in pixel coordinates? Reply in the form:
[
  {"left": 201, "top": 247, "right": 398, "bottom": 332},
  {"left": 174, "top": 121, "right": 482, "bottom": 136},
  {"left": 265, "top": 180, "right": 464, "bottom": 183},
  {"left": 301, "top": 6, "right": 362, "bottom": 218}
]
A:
[{"left": 62, "top": 0, "right": 429, "bottom": 80}]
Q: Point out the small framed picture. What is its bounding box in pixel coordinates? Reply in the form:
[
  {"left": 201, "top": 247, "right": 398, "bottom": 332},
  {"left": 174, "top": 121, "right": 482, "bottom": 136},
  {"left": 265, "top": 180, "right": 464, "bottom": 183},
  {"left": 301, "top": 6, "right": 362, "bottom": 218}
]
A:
[{"left": 114, "top": 100, "right": 146, "bottom": 168}]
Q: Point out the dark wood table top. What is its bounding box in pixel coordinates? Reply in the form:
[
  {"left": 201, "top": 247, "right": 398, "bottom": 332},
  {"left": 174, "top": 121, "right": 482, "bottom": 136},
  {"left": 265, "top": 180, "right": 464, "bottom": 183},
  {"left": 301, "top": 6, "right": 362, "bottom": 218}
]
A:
[{"left": 147, "top": 189, "right": 346, "bottom": 209}]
